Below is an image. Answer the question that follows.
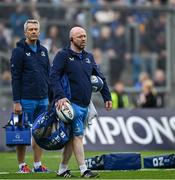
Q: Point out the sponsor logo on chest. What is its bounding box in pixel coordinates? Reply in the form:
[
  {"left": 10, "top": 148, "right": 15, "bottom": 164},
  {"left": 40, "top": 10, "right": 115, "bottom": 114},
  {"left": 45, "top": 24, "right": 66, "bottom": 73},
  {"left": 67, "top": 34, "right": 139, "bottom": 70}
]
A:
[
  {"left": 85, "top": 58, "right": 91, "bottom": 64},
  {"left": 41, "top": 51, "right": 46, "bottom": 56},
  {"left": 68, "top": 57, "right": 74, "bottom": 61},
  {"left": 26, "top": 52, "right": 31, "bottom": 56}
]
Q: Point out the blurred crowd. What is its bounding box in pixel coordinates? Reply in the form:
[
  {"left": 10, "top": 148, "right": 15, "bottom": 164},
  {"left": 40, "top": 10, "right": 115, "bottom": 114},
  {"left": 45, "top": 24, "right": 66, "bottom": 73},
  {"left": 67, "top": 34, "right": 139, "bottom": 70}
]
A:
[{"left": 0, "top": 0, "right": 172, "bottom": 108}]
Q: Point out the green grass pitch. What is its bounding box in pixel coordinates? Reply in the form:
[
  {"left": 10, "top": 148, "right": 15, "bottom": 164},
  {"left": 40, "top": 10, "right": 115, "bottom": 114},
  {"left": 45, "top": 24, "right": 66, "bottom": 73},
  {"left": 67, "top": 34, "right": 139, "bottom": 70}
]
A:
[{"left": 0, "top": 150, "right": 175, "bottom": 179}]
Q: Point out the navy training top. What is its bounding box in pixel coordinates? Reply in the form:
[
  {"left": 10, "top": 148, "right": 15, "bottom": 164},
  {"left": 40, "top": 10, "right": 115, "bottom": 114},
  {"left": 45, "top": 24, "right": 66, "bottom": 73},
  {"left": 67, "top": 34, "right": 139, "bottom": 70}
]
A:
[{"left": 49, "top": 47, "right": 111, "bottom": 107}]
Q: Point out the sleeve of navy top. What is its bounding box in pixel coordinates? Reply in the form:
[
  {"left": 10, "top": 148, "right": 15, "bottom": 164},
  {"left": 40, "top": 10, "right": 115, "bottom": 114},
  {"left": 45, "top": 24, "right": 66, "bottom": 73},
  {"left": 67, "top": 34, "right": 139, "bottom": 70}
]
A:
[
  {"left": 91, "top": 54, "right": 112, "bottom": 102},
  {"left": 10, "top": 48, "right": 24, "bottom": 102},
  {"left": 49, "top": 51, "right": 67, "bottom": 101}
]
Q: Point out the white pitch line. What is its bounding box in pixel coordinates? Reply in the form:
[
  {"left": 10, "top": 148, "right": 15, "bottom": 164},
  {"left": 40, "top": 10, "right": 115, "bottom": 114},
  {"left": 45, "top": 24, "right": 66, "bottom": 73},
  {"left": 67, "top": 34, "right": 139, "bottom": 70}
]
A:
[
  {"left": 0, "top": 168, "right": 174, "bottom": 175},
  {"left": 7, "top": 155, "right": 61, "bottom": 159},
  {"left": 0, "top": 172, "right": 10, "bottom": 174},
  {"left": 141, "top": 168, "right": 175, "bottom": 171}
]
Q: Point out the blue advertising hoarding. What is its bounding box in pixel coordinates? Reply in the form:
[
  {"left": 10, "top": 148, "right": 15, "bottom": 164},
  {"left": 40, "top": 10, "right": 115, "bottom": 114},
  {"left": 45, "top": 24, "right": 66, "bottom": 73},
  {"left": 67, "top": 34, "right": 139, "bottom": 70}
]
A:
[{"left": 84, "top": 109, "right": 175, "bottom": 151}]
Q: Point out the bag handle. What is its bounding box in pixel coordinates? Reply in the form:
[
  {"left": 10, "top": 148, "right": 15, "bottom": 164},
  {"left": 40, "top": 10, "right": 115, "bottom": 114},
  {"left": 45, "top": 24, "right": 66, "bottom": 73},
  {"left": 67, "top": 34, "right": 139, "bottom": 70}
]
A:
[
  {"left": 8, "top": 112, "right": 16, "bottom": 130},
  {"left": 9, "top": 112, "right": 28, "bottom": 129},
  {"left": 22, "top": 112, "right": 28, "bottom": 127}
]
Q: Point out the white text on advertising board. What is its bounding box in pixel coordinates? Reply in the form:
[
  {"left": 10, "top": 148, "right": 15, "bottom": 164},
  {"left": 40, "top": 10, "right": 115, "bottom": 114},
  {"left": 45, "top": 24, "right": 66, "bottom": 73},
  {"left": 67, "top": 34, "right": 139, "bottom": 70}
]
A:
[{"left": 84, "top": 116, "right": 175, "bottom": 145}]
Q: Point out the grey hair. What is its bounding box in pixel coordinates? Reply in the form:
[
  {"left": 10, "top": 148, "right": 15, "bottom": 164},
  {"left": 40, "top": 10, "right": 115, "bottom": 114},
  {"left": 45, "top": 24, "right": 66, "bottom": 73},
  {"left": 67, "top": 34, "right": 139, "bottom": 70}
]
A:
[{"left": 24, "top": 19, "right": 40, "bottom": 32}]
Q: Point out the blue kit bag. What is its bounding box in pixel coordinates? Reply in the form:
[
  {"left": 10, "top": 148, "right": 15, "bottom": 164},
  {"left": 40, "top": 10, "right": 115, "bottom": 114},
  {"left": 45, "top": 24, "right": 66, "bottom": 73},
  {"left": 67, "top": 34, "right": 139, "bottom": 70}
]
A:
[
  {"left": 32, "top": 109, "right": 71, "bottom": 150},
  {"left": 144, "top": 154, "right": 175, "bottom": 168},
  {"left": 85, "top": 155, "right": 104, "bottom": 170},
  {"left": 85, "top": 153, "right": 141, "bottom": 170},
  {"left": 5, "top": 112, "right": 31, "bottom": 146}
]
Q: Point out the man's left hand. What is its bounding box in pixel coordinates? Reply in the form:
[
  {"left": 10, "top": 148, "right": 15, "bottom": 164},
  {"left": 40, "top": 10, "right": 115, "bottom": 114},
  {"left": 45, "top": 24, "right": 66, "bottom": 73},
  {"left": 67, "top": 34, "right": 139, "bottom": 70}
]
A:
[{"left": 105, "top": 101, "right": 112, "bottom": 111}]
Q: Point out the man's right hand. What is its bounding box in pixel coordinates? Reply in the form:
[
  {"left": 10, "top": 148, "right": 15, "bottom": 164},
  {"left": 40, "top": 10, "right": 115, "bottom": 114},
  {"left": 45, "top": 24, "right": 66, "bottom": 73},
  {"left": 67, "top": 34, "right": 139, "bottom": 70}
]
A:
[
  {"left": 13, "top": 102, "right": 22, "bottom": 114},
  {"left": 55, "top": 98, "right": 70, "bottom": 110}
]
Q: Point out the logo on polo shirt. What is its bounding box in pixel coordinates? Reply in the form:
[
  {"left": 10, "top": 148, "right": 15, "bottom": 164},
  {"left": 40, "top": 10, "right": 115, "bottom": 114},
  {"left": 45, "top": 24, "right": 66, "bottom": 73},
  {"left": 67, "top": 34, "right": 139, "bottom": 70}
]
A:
[
  {"left": 85, "top": 58, "right": 91, "bottom": 64},
  {"left": 26, "top": 52, "right": 31, "bottom": 56},
  {"left": 69, "top": 57, "right": 74, "bottom": 61},
  {"left": 41, "top": 51, "right": 46, "bottom": 56}
]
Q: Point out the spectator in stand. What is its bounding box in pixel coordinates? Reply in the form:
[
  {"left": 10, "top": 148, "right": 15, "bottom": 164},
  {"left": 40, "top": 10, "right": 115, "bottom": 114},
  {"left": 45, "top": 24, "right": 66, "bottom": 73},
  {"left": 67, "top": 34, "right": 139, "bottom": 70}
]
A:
[
  {"left": 29, "top": 0, "right": 41, "bottom": 20},
  {"left": 169, "top": 0, "right": 175, "bottom": 6},
  {"left": 42, "top": 25, "right": 69, "bottom": 63},
  {"left": 94, "top": 25, "right": 121, "bottom": 84},
  {"left": 111, "top": 81, "right": 131, "bottom": 109},
  {"left": 111, "top": 25, "right": 127, "bottom": 84},
  {"left": 137, "top": 79, "right": 157, "bottom": 108},
  {"left": 155, "top": 32, "right": 166, "bottom": 71},
  {"left": 148, "top": 14, "right": 166, "bottom": 71},
  {"left": 44, "top": 25, "right": 68, "bottom": 51},
  {"left": 93, "top": 47, "right": 103, "bottom": 65},
  {"left": 90, "top": 17, "right": 101, "bottom": 41},
  {"left": 153, "top": 69, "right": 166, "bottom": 107},
  {"left": 47, "top": 25, "right": 63, "bottom": 49},
  {"left": 139, "top": 26, "right": 157, "bottom": 77},
  {"left": 1, "top": 70, "right": 11, "bottom": 86},
  {"left": 0, "top": 23, "right": 10, "bottom": 52},
  {"left": 94, "top": 1, "right": 116, "bottom": 24},
  {"left": 154, "top": 69, "right": 166, "bottom": 87},
  {"left": 135, "top": 72, "right": 150, "bottom": 90},
  {"left": 94, "top": 25, "right": 114, "bottom": 51},
  {"left": 0, "top": 23, "right": 11, "bottom": 72},
  {"left": 10, "top": 3, "right": 29, "bottom": 41},
  {"left": 93, "top": 47, "right": 110, "bottom": 83},
  {"left": 39, "top": 0, "right": 65, "bottom": 20}
]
